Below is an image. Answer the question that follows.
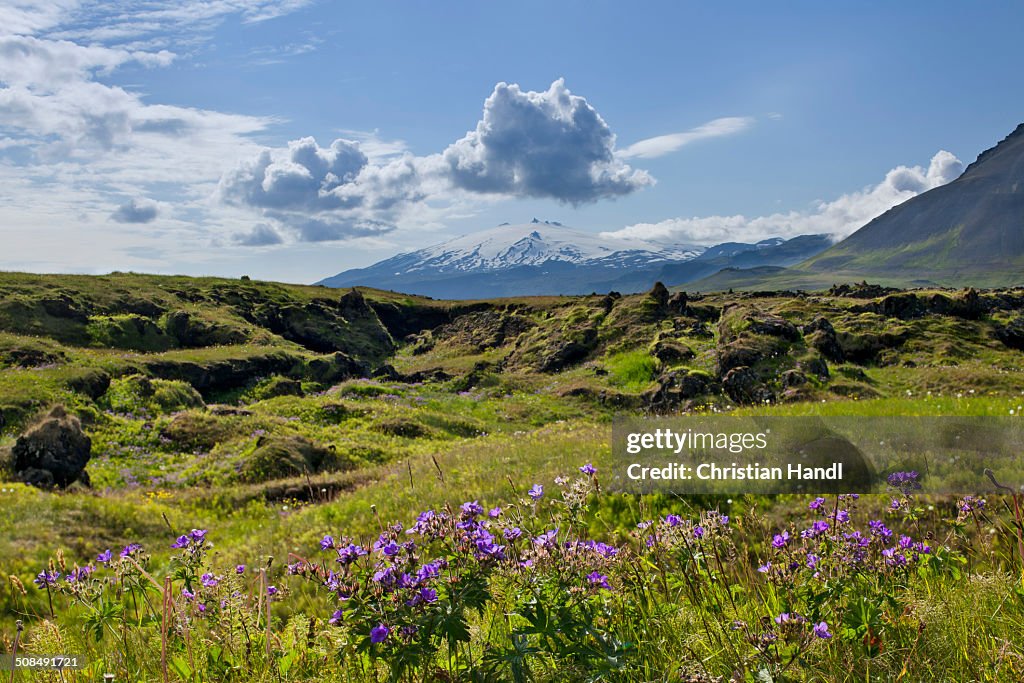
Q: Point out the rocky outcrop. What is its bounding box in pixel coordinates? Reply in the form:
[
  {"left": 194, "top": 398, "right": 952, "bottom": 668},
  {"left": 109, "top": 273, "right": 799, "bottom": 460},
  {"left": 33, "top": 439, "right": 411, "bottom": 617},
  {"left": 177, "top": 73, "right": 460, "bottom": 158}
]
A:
[
  {"left": 802, "top": 317, "right": 843, "bottom": 362},
  {"left": 644, "top": 370, "right": 714, "bottom": 409},
  {"left": 995, "top": 316, "right": 1024, "bottom": 351},
  {"left": 12, "top": 405, "right": 91, "bottom": 488},
  {"left": 722, "top": 366, "right": 773, "bottom": 404},
  {"left": 650, "top": 338, "right": 695, "bottom": 364}
]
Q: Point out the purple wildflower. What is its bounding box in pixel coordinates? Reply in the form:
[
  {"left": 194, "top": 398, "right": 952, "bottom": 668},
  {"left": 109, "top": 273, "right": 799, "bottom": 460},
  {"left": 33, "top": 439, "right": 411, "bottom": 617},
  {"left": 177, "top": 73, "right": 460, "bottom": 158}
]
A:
[
  {"left": 587, "top": 571, "right": 611, "bottom": 590},
  {"left": 580, "top": 463, "right": 597, "bottom": 475},
  {"left": 120, "top": 543, "right": 142, "bottom": 558},
  {"left": 813, "top": 621, "right": 833, "bottom": 639},
  {"left": 337, "top": 543, "right": 368, "bottom": 565},
  {"left": 887, "top": 470, "right": 921, "bottom": 494},
  {"left": 460, "top": 501, "right": 483, "bottom": 516},
  {"left": 370, "top": 623, "right": 390, "bottom": 644},
  {"left": 320, "top": 535, "right": 335, "bottom": 550},
  {"left": 34, "top": 570, "right": 61, "bottom": 588},
  {"left": 534, "top": 529, "right": 558, "bottom": 548},
  {"left": 772, "top": 532, "right": 790, "bottom": 548},
  {"left": 328, "top": 609, "right": 344, "bottom": 625},
  {"left": 528, "top": 484, "right": 544, "bottom": 500},
  {"left": 96, "top": 549, "right": 113, "bottom": 564}
]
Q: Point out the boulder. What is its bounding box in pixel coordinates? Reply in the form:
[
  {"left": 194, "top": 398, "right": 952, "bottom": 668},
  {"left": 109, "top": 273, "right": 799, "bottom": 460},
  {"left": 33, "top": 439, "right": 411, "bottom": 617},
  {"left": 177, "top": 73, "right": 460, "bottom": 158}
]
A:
[
  {"left": 650, "top": 338, "right": 695, "bottom": 364},
  {"left": 644, "top": 370, "right": 714, "bottom": 409},
  {"left": 722, "top": 366, "right": 773, "bottom": 404},
  {"left": 798, "top": 355, "right": 831, "bottom": 380},
  {"left": 781, "top": 370, "right": 808, "bottom": 388},
  {"left": 667, "top": 291, "right": 688, "bottom": 313},
  {"left": 802, "top": 317, "right": 844, "bottom": 362},
  {"left": 12, "top": 405, "right": 91, "bottom": 488},
  {"left": 648, "top": 282, "right": 670, "bottom": 308}
]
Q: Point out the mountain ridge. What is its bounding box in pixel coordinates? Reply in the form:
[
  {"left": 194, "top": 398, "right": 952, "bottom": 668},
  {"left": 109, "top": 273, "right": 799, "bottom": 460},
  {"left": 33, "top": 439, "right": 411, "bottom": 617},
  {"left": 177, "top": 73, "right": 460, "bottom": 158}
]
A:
[{"left": 318, "top": 222, "right": 830, "bottom": 298}]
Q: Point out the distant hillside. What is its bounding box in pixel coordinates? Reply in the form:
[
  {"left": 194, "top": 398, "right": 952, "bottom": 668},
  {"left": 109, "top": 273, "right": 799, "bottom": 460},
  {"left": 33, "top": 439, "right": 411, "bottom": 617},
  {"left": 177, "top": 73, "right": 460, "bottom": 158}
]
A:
[
  {"left": 802, "top": 122, "right": 1024, "bottom": 283},
  {"left": 317, "top": 221, "right": 829, "bottom": 298},
  {"left": 688, "top": 123, "right": 1024, "bottom": 292}
]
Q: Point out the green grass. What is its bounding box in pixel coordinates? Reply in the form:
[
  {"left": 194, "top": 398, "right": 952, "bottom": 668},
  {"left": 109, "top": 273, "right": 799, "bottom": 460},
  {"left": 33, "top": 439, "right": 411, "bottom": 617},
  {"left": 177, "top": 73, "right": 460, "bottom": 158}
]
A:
[{"left": 604, "top": 350, "right": 659, "bottom": 391}]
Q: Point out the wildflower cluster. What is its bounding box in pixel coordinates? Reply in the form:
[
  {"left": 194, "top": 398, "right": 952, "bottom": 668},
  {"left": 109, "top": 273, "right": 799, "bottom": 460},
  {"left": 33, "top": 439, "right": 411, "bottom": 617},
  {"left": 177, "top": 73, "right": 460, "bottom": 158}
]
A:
[{"left": 22, "top": 463, "right": 989, "bottom": 681}]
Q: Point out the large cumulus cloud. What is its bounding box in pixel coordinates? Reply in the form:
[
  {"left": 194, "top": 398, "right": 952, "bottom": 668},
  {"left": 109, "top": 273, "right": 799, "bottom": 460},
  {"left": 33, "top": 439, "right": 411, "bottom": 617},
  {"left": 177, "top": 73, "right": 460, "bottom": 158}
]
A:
[
  {"left": 218, "top": 136, "right": 425, "bottom": 241},
  {"left": 218, "top": 79, "right": 652, "bottom": 243},
  {"left": 441, "top": 78, "right": 652, "bottom": 203},
  {"left": 604, "top": 150, "right": 964, "bottom": 245}
]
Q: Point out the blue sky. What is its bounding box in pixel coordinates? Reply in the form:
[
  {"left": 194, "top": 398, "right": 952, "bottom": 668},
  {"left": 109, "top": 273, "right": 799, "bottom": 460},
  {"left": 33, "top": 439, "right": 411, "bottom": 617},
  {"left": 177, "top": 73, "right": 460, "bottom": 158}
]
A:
[{"left": 1, "top": 1, "right": 1023, "bottom": 282}]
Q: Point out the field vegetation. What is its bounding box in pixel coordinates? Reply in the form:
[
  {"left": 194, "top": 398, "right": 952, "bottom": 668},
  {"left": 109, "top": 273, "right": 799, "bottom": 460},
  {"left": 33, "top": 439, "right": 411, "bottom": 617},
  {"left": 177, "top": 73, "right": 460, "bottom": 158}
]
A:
[{"left": 2, "top": 272, "right": 1024, "bottom": 680}]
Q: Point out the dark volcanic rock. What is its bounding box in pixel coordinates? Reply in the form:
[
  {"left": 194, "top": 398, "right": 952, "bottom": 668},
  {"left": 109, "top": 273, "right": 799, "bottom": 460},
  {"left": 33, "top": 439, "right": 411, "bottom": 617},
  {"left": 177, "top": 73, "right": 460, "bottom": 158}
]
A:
[
  {"left": 65, "top": 368, "right": 112, "bottom": 399},
  {"left": 722, "top": 366, "right": 773, "bottom": 404},
  {"left": 38, "top": 295, "right": 89, "bottom": 322},
  {"left": 667, "top": 291, "right": 688, "bottom": 313},
  {"left": 163, "top": 310, "right": 246, "bottom": 347},
  {"left": 717, "top": 341, "right": 765, "bottom": 375},
  {"left": 13, "top": 405, "right": 91, "bottom": 488},
  {"left": 145, "top": 352, "right": 306, "bottom": 394},
  {"left": 995, "top": 317, "right": 1024, "bottom": 351},
  {"left": 651, "top": 338, "right": 695, "bottom": 364},
  {"left": 747, "top": 313, "right": 800, "bottom": 341},
  {"left": 648, "top": 282, "right": 670, "bottom": 308},
  {"left": 644, "top": 370, "right": 714, "bottom": 409},
  {"left": 798, "top": 355, "right": 831, "bottom": 380},
  {"left": 836, "top": 330, "right": 908, "bottom": 364},
  {"left": 802, "top": 317, "right": 844, "bottom": 362},
  {"left": 538, "top": 339, "right": 595, "bottom": 373},
  {"left": 828, "top": 283, "right": 899, "bottom": 299},
  {"left": 781, "top": 370, "right": 808, "bottom": 388},
  {"left": 306, "top": 352, "right": 369, "bottom": 384},
  {"left": 433, "top": 310, "right": 534, "bottom": 351}
]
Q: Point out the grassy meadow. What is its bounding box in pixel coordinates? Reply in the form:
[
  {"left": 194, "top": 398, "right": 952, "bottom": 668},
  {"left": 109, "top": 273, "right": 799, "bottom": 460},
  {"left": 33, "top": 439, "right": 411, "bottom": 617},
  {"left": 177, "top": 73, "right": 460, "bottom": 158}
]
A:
[{"left": 2, "top": 272, "right": 1024, "bottom": 681}]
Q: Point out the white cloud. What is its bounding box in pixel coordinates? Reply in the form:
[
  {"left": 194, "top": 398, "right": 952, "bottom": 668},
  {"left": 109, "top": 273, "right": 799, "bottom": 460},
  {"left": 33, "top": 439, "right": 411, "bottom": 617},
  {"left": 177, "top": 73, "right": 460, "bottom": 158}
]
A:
[
  {"left": 604, "top": 150, "right": 964, "bottom": 244},
  {"left": 219, "top": 79, "right": 657, "bottom": 241},
  {"left": 440, "top": 79, "right": 652, "bottom": 204},
  {"left": 618, "top": 116, "right": 755, "bottom": 159}
]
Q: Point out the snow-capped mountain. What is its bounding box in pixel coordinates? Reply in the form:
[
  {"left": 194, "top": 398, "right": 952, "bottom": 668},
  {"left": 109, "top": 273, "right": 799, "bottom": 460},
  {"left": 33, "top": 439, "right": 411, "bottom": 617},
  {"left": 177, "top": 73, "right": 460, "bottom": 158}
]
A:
[
  {"left": 317, "top": 220, "right": 830, "bottom": 299},
  {"left": 379, "top": 221, "right": 703, "bottom": 274}
]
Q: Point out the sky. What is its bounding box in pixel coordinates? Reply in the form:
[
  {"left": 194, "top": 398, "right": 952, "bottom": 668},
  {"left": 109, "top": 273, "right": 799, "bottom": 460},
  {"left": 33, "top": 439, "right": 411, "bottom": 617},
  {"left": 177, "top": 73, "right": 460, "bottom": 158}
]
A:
[{"left": 1, "top": 1, "right": 1023, "bottom": 283}]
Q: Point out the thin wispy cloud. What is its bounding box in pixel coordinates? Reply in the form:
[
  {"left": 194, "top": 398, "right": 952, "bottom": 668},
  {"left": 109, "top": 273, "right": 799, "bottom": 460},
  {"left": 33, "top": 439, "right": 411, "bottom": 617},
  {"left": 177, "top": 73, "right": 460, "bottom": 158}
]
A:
[{"left": 619, "top": 116, "right": 755, "bottom": 159}]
